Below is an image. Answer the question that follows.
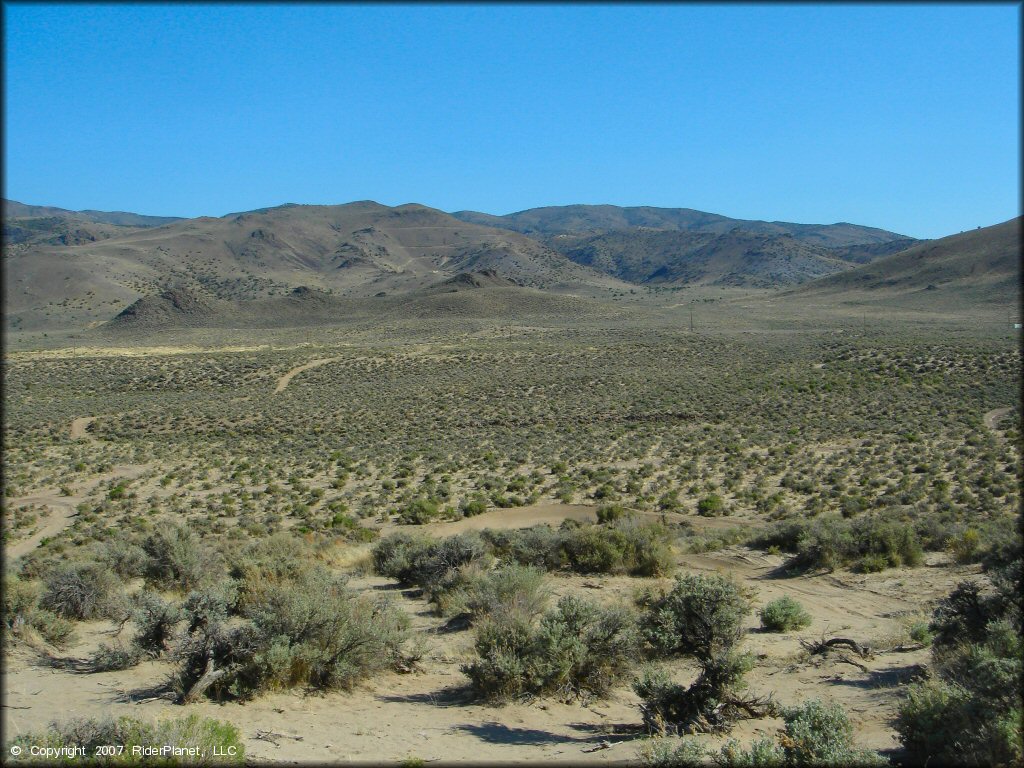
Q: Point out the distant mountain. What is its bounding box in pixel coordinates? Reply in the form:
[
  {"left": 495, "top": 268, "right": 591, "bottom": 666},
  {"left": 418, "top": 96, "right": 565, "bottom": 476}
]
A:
[
  {"left": 2, "top": 198, "right": 183, "bottom": 248},
  {"left": 544, "top": 228, "right": 868, "bottom": 287},
  {"left": 451, "top": 204, "right": 910, "bottom": 248},
  {"left": 5, "top": 201, "right": 624, "bottom": 331},
  {"left": 795, "top": 217, "right": 1021, "bottom": 303},
  {"left": 451, "top": 204, "right": 918, "bottom": 288},
  {"left": 3, "top": 199, "right": 182, "bottom": 228}
]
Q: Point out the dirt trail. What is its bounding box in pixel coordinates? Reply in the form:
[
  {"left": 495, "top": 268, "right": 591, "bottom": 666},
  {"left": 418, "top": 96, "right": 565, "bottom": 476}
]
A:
[
  {"left": 69, "top": 416, "right": 97, "bottom": 441},
  {"left": 5, "top": 464, "right": 148, "bottom": 561},
  {"left": 983, "top": 406, "right": 1012, "bottom": 431},
  {"left": 273, "top": 357, "right": 342, "bottom": 394}
]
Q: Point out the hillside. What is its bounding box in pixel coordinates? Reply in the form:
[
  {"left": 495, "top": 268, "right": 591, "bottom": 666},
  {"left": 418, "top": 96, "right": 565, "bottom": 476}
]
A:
[
  {"left": 545, "top": 228, "right": 864, "bottom": 286},
  {"left": 100, "top": 277, "right": 634, "bottom": 334},
  {"left": 452, "top": 204, "right": 911, "bottom": 247},
  {"left": 793, "top": 217, "right": 1021, "bottom": 306},
  {"left": 2, "top": 198, "right": 184, "bottom": 249},
  {"left": 5, "top": 202, "right": 624, "bottom": 331},
  {"left": 2, "top": 199, "right": 183, "bottom": 228}
]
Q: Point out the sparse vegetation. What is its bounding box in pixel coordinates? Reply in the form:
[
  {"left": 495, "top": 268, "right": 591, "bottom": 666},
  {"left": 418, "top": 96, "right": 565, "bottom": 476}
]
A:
[{"left": 3, "top": 315, "right": 1018, "bottom": 763}]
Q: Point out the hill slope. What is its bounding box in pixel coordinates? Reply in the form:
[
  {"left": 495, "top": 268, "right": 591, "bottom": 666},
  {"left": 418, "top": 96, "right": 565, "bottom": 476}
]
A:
[
  {"left": 547, "top": 228, "right": 865, "bottom": 286},
  {"left": 453, "top": 204, "right": 918, "bottom": 288},
  {"left": 3, "top": 198, "right": 183, "bottom": 249},
  {"left": 5, "top": 202, "right": 624, "bottom": 331},
  {"left": 794, "top": 217, "right": 1021, "bottom": 305},
  {"left": 3, "top": 199, "right": 183, "bottom": 228},
  {"left": 100, "top": 278, "right": 634, "bottom": 334},
  {"left": 452, "top": 204, "right": 910, "bottom": 247}
]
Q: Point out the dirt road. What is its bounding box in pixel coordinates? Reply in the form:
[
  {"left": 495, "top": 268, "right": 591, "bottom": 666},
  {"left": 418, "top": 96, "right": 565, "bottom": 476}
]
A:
[
  {"left": 69, "top": 416, "right": 97, "bottom": 441},
  {"left": 983, "top": 406, "right": 1012, "bottom": 431},
  {"left": 5, "top": 465, "right": 148, "bottom": 561},
  {"left": 273, "top": 357, "right": 342, "bottom": 394}
]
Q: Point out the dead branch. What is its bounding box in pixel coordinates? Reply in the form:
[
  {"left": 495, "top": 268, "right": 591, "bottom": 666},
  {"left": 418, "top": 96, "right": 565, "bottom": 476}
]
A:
[
  {"left": 877, "top": 642, "right": 926, "bottom": 654},
  {"left": 253, "top": 730, "right": 304, "bottom": 747},
  {"left": 833, "top": 653, "right": 870, "bottom": 673},
  {"left": 800, "top": 636, "right": 872, "bottom": 658},
  {"left": 180, "top": 655, "right": 228, "bottom": 704}
]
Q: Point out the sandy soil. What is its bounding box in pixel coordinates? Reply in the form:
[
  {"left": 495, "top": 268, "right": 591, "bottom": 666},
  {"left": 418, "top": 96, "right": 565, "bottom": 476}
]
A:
[
  {"left": 2, "top": 520, "right": 969, "bottom": 764},
  {"left": 380, "top": 503, "right": 760, "bottom": 537}
]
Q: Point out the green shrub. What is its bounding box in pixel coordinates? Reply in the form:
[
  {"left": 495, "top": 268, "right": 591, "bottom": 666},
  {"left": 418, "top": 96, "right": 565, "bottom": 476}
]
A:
[
  {"left": 397, "top": 497, "right": 440, "bottom": 524},
  {"left": 142, "top": 523, "right": 219, "bottom": 592},
  {"left": 780, "top": 700, "right": 887, "bottom": 766},
  {"left": 476, "top": 521, "right": 673, "bottom": 577},
  {"left": 395, "top": 531, "right": 493, "bottom": 611},
  {"left": 39, "top": 562, "right": 122, "bottom": 621},
  {"left": 697, "top": 494, "right": 726, "bottom": 516},
  {"left": 752, "top": 514, "right": 924, "bottom": 573},
  {"left": 616, "top": 519, "right": 675, "bottom": 577},
  {"left": 637, "top": 736, "right": 710, "bottom": 767},
  {"left": 563, "top": 524, "right": 625, "bottom": 573},
  {"left": 132, "top": 591, "right": 183, "bottom": 656},
  {"left": 89, "top": 641, "right": 143, "bottom": 671},
  {"left": 759, "top": 596, "right": 811, "bottom": 632},
  {"left": 634, "top": 650, "right": 759, "bottom": 734},
  {"left": 459, "top": 497, "right": 488, "bottom": 517},
  {"left": 181, "top": 583, "right": 237, "bottom": 632},
  {"left": 716, "top": 737, "right": 786, "bottom": 766},
  {"left": 228, "top": 533, "right": 315, "bottom": 609},
  {"left": 3, "top": 575, "right": 77, "bottom": 648},
  {"left": 5, "top": 713, "right": 244, "bottom": 764},
  {"left": 462, "top": 595, "right": 641, "bottom": 702},
  {"left": 642, "top": 573, "right": 751, "bottom": 659},
  {"left": 97, "top": 540, "right": 148, "bottom": 579},
  {"left": 371, "top": 530, "right": 436, "bottom": 584},
  {"left": 597, "top": 504, "right": 629, "bottom": 523},
  {"left": 949, "top": 527, "right": 982, "bottom": 563},
  {"left": 929, "top": 579, "right": 1010, "bottom": 648},
  {"left": 898, "top": 619, "right": 1022, "bottom": 766},
  {"left": 30, "top": 609, "right": 78, "bottom": 648},
  {"left": 174, "top": 566, "right": 409, "bottom": 701},
  {"left": 461, "top": 563, "right": 550, "bottom": 620},
  {"left": 480, "top": 525, "right": 566, "bottom": 571}
]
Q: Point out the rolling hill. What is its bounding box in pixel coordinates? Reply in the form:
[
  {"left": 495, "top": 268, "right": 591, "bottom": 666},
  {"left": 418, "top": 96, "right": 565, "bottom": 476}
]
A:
[
  {"left": 793, "top": 217, "right": 1021, "bottom": 306},
  {"left": 4, "top": 201, "right": 624, "bottom": 331},
  {"left": 451, "top": 204, "right": 910, "bottom": 247},
  {"left": 2, "top": 198, "right": 184, "bottom": 248},
  {"left": 100, "top": 276, "right": 636, "bottom": 334},
  {"left": 544, "top": 228, "right": 866, "bottom": 287},
  {"left": 451, "top": 204, "right": 919, "bottom": 288},
  {"left": 9, "top": 198, "right": 1014, "bottom": 334}
]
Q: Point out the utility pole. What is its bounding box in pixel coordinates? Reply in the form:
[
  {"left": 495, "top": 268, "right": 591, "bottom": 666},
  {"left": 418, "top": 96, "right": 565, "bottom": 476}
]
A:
[{"left": 689, "top": 308, "right": 694, "bottom": 333}]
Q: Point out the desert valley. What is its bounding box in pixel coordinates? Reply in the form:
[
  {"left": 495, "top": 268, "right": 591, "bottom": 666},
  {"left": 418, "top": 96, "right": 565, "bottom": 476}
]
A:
[{"left": 2, "top": 197, "right": 1021, "bottom": 766}]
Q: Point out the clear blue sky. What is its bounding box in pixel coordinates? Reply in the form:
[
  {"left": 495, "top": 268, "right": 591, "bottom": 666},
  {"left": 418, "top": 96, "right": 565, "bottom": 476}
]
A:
[{"left": 3, "top": 3, "right": 1019, "bottom": 238}]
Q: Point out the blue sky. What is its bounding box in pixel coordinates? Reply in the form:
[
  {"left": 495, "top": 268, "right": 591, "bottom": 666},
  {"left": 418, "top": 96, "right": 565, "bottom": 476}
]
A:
[{"left": 3, "top": 3, "right": 1019, "bottom": 238}]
